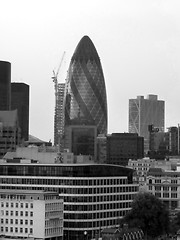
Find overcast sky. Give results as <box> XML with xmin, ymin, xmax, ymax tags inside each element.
<box><xmin>1</xmin><ymin>0</ymin><xmax>180</xmax><ymax>142</ymax></box>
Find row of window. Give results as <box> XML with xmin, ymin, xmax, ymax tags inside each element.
<box><xmin>1</xmin><ymin>218</ymin><xmax>33</xmax><ymax>225</ymax></box>
<box><xmin>1</xmin><ymin>226</ymin><xmax>33</xmax><ymax>234</ymax></box>
<box><xmin>0</xmin><ymin>177</ymin><xmax>127</xmax><ymax>186</ymax></box>
<box><xmin>154</xmin><ymin>192</ymin><xmax>177</xmax><ymax>198</ymax></box>
<box><xmin>45</xmin><ymin>202</ymin><xmax>63</xmax><ymax>211</ymax></box>
<box><xmin>45</xmin><ymin>227</ymin><xmax>63</xmax><ymax>236</ymax></box>
<box><xmin>1</xmin><ymin>210</ymin><xmax>33</xmax><ymax>217</ymax></box>
<box><xmin>64</xmin><ymin>201</ymin><xmax>131</xmax><ymax>212</ymax></box>
<box><xmin>1</xmin><ymin>202</ymin><xmax>33</xmax><ymax>208</ymax></box>
<box><xmin>64</xmin><ymin>193</ymin><xmax>135</xmax><ymax>204</ymax></box>
<box><xmin>154</xmin><ymin>186</ymin><xmax>177</xmax><ymax>191</ymax></box>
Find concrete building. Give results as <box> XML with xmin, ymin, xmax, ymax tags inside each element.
<box><xmin>0</xmin><ymin>61</ymin><xmax>11</xmax><ymax>111</ymax></box>
<box><xmin>129</xmin><ymin>95</ymin><xmax>165</xmax><ymax>153</ymax></box>
<box><xmin>0</xmin><ymin>110</ymin><xmax>20</xmax><ymax>158</ymax></box>
<box><xmin>11</xmin><ymin>83</ymin><xmax>29</xmax><ymax>141</ymax></box>
<box><xmin>0</xmin><ymin>189</ymin><xmax>63</xmax><ymax>240</ymax></box>
<box><xmin>106</xmin><ymin>133</ymin><xmax>144</xmax><ymax>166</ymax></box>
<box><xmin>54</xmin><ymin>83</ymin><xmax>65</xmax><ymax>147</ymax></box>
<box><xmin>0</xmin><ymin>163</ymin><xmax>138</xmax><ymax>240</ymax></box>
<box><xmin>147</xmin><ymin>167</ymin><xmax>180</xmax><ymax>210</ymax></box>
<box><xmin>64</xmin><ymin>35</ymin><xmax>108</xmax><ymax>135</ymax></box>
<box><xmin>97</xmin><ymin>134</ymin><xmax>107</xmax><ymax>163</ymax></box>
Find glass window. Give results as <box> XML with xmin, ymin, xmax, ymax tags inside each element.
<box><xmin>20</xmin><ymin>211</ymin><xmax>23</xmax><ymax>216</ymax></box>
<box><xmin>25</xmin><ymin>203</ymin><xmax>28</xmax><ymax>208</ymax></box>
<box><xmin>25</xmin><ymin>220</ymin><xmax>28</xmax><ymax>225</ymax></box>
<box><xmin>25</xmin><ymin>211</ymin><xmax>28</xmax><ymax>216</ymax></box>
<box><xmin>30</xmin><ymin>212</ymin><xmax>33</xmax><ymax>217</ymax></box>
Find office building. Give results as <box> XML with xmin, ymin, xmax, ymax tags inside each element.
<box><xmin>63</xmin><ymin>125</ymin><xmax>97</xmax><ymax>161</ymax></box>
<box><xmin>11</xmin><ymin>82</ymin><xmax>29</xmax><ymax>141</ymax></box>
<box><xmin>64</xmin><ymin>35</ymin><xmax>108</xmax><ymax>136</ymax></box>
<box><xmin>54</xmin><ymin>83</ymin><xmax>65</xmax><ymax>146</ymax></box>
<box><xmin>129</xmin><ymin>94</ymin><xmax>165</xmax><ymax>153</ymax></box>
<box><xmin>106</xmin><ymin>133</ymin><xmax>144</xmax><ymax>166</ymax></box>
<box><xmin>0</xmin><ymin>163</ymin><xmax>138</xmax><ymax>240</ymax></box>
<box><xmin>0</xmin><ymin>110</ymin><xmax>21</xmax><ymax>158</ymax></box>
<box><xmin>147</xmin><ymin>167</ymin><xmax>180</xmax><ymax>210</ymax></box>
<box><xmin>0</xmin><ymin>61</ymin><xmax>11</xmax><ymax>110</ymax></box>
<box><xmin>0</xmin><ymin>189</ymin><xmax>63</xmax><ymax>240</ymax></box>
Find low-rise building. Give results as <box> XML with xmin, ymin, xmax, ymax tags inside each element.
<box><xmin>0</xmin><ymin>189</ymin><xmax>63</xmax><ymax>240</ymax></box>
<box><xmin>147</xmin><ymin>167</ymin><xmax>180</xmax><ymax>210</ymax></box>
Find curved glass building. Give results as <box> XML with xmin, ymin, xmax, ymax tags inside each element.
<box><xmin>64</xmin><ymin>36</ymin><xmax>108</xmax><ymax>134</ymax></box>
<box><xmin>0</xmin><ymin>163</ymin><xmax>138</xmax><ymax>240</ymax></box>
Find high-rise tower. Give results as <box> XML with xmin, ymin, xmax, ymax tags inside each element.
<box><xmin>64</xmin><ymin>35</ymin><xmax>108</xmax><ymax>135</ymax></box>
<box><xmin>11</xmin><ymin>82</ymin><xmax>29</xmax><ymax>141</ymax></box>
<box><xmin>129</xmin><ymin>94</ymin><xmax>165</xmax><ymax>152</ymax></box>
<box><xmin>0</xmin><ymin>61</ymin><xmax>11</xmax><ymax>110</ymax></box>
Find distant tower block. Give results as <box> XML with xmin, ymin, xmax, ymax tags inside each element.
<box><xmin>0</xmin><ymin>61</ymin><xmax>11</xmax><ymax>110</ymax></box>
<box><xmin>129</xmin><ymin>94</ymin><xmax>165</xmax><ymax>152</ymax></box>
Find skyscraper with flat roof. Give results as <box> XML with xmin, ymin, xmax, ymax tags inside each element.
<box><xmin>64</xmin><ymin>35</ymin><xmax>108</xmax><ymax>135</ymax></box>
<box><xmin>129</xmin><ymin>94</ymin><xmax>165</xmax><ymax>152</ymax></box>
<box><xmin>0</xmin><ymin>61</ymin><xmax>11</xmax><ymax>110</ymax></box>
<box><xmin>11</xmin><ymin>82</ymin><xmax>29</xmax><ymax>141</ymax></box>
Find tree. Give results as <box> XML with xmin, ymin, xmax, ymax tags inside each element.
<box><xmin>123</xmin><ymin>192</ymin><xmax>170</xmax><ymax>239</ymax></box>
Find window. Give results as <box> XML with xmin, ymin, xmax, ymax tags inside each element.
<box><xmin>1</xmin><ymin>202</ymin><xmax>4</xmax><ymax>207</ymax></box>
<box><xmin>10</xmin><ymin>211</ymin><xmax>13</xmax><ymax>216</ymax></box>
<box><xmin>15</xmin><ymin>227</ymin><xmax>18</xmax><ymax>233</ymax></box>
<box><xmin>30</xmin><ymin>212</ymin><xmax>33</xmax><ymax>217</ymax></box>
<box><xmin>11</xmin><ymin>203</ymin><xmax>13</xmax><ymax>208</ymax></box>
<box><xmin>30</xmin><ymin>228</ymin><xmax>33</xmax><ymax>234</ymax></box>
<box><xmin>6</xmin><ymin>219</ymin><xmax>8</xmax><ymax>224</ymax></box>
<box><xmin>1</xmin><ymin>219</ymin><xmax>3</xmax><ymax>224</ymax></box>
<box><xmin>20</xmin><ymin>211</ymin><xmax>23</xmax><ymax>216</ymax></box>
<box><xmin>20</xmin><ymin>219</ymin><xmax>23</xmax><ymax>225</ymax></box>
<box><xmin>6</xmin><ymin>211</ymin><xmax>8</xmax><ymax>216</ymax></box>
<box><xmin>25</xmin><ymin>220</ymin><xmax>28</xmax><ymax>225</ymax></box>
<box><xmin>10</xmin><ymin>227</ymin><xmax>13</xmax><ymax>232</ymax></box>
<box><xmin>10</xmin><ymin>219</ymin><xmax>13</xmax><ymax>224</ymax></box>
<box><xmin>30</xmin><ymin>220</ymin><xmax>33</xmax><ymax>225</ymax></box>
<box><xmin>6</xmin><ymin>202</ymin><xmax>9</xmax><ymax>207</ymax></box>
<box><xmin>15</xmin><ymin>219</ymin><xmax>18</xmax><ymax>224</ymax></box>
<box><xmin>30</xmin><ymin>203</ymin><xmax>33</xmax><ymax>208</ymax></box>
<box><xmin>5</xmin><ymin>227</ymin><xmax>8</xmax><ymax>232</ymax></box>
<box><xmin>21</xmin><ymin>203</ymin><xmax>23</xmax><ymax>208</ymax></box>
<box><xmin>20</xmin><ymin>228</ymin><xmax>23</xmax><ymax>233</ymax></box>
<box><xmin>25</xmin><ymin>228</ymin><xmax>28</xmax><ymax>233</ymax></box>
<box><xmin>25</xmin><ymin>211</ymin><xmax>28</xmax><ymax>216</ymax></box>
<box><xmin>1</xmin><ymin>227</ymin><xmax>3</xmax><ymax>232</ymax></box>
<box><xmin>25</xmin><ymin>203</ymin><xmax>28</xmax><ymax>208</ymax></box>
<box><xmin>16</xmin><ymin>203</ymin><xmax>18</xmax><ymax>208</ymax></box>
<box><xmin>15</xmin><ymin>211</ymin><xmax>18</xmax><ymax>216</ymax></box>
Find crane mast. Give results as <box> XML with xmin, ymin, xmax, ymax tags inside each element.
<box><xmin>52</xmin><ymin>51</ymin><xmax>66</xmax><ymax>160</ymax></box>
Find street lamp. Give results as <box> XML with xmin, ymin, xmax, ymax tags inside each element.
<box><xmin>84</xmin><ymin>231</ymin><xmax>88</xmax><ymax>240</ymax></box>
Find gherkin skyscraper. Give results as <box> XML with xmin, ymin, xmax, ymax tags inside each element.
<box><xmin>64</xmin><ymin>35</ymin><xmax>108</xmax><ymax>134</ymax></box>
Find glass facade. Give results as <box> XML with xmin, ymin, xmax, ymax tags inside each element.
<box><xmin>0</xmin><ymin>164</ymin><xmax>138</xmax><ymax>240</ymax></box>
<box><xmin>64</xmin><ymin>36</ymin><xmax>107</xmax><ymax>134</ymax></box>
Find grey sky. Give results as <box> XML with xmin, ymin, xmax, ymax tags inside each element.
<box><xmin>1</xmin><ymin>0</ymin><xmax>180</xmax><ymax>141</ymax></box>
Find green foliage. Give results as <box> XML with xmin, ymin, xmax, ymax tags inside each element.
<box><xmin>123</xmin><ymin>192</ymin><xmax>170</xmax><ymax>238</ymax></box>
<box><xmin>169</xmin><ymin>212</ymin><xmax>180</xmax><ymax>234</ymax></box>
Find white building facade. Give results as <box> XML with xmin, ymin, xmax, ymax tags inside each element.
<box><xmin>0</xmin><ymin>190</ymin><xmax>63</xmax><ymax>240</ymax></box>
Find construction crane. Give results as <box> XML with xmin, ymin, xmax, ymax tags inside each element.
<box><xmin>52</xmin><ymin>51</ymin><xmax>66</xmax><ymax>162</ymax></box>
<box><xmin>52</xmin><ymin>51</ymin><xmax>66</xmax><ymax>103</ymax></box>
